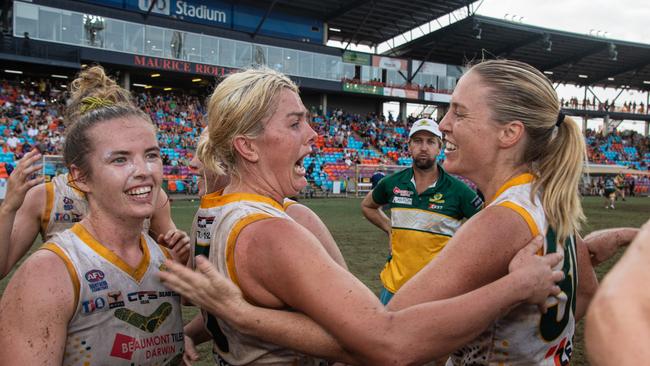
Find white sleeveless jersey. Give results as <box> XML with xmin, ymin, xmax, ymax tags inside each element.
<box><xmin>42</xmin><ymin>174</ymin><xmax>152</xmax><ymax>240</ymax></box>
<box><xmin>41</xmin><ymin>223</ymin><xmax>184</xmax><ymax>366</ymax></box>
<box><xmin>189</xmin><ymin>191</ymin><xmax>223</xmax><ymax>266</ymax></box>
<box><xmin>190</xmin><ymin>195</ymin><xmax>296</xmax><ymax>266</ymax></box>
<box><xmin>41</xmin><ymin>174</ymin><xmax>88</xmax><ymax>240</ymax></box>
<box><xmin>202</xmin><ymin>192</ymin><xmax>323</xmax><ymax>365</ymax></box>
<box><xmin>447</xmin><ymin>173</ymin><xmax>577</xmax><ymax>366</ymax></box>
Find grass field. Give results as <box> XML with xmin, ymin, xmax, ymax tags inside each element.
<box><xmin>1</xmin><ymin>196</ymin><xmax>648</xmax><ymax>365</ymax></box>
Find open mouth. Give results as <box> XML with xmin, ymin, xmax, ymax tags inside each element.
<box><xmin>444</xmin><ymin>140</ymin><xmax>458</xmax><ymax>154</ymax></box>
<box><xmin>294</xmin><ymin>157</ymin><xmax>306</xmax><ymax>176</ymax></box>
<box><xmin>126</xmin><ymin>185</ymin><xmax>153</xmax><ymax>199</ymax></box>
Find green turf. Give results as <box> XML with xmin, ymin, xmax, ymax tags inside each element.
<box><xmin>1</xmin><ymin>196</ymin><xmax>648</xmax><ymax>365</ymax></box>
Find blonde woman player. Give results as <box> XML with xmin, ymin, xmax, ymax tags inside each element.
<box><xmin>181</xmin><ymin>130</ymin><xmax>347</xmax><ymax>365</ymax></box>
<box><xmin>0</xmin><ymin>66</ymin><xmax>185</xmax><ymax>365</ymax></box>
<box><xmin>158</xmin><ymin>67</ymin><xmax>566</xmax><ymax>366</ymax></box>
<box><xmin>0</xmin><ymin>104</ymin><xmax>189</xmax><ymax>279</ymax></box>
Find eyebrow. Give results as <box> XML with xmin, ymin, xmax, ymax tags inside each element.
<box><xmin>450</xmin><ymin>101</ymin><xmax>468</xmax><ymax>111</ymax></box>
<box><xmin>106</xmin><ymin>146</ymin><xmax>160</xmax><ymax>157</ymax></box>
<box><xmin>286</xmin><ymin>110</ymin><xmax>307</xmax><ymax>118</ymax></box>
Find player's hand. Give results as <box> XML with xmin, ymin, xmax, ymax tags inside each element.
<box><xmin>182</xmin><ymin>334</ymin><xmax>200</xmax><ymax>365</ymax></box>
<box><xmin>584</xmin><ymin>228</ymin><xmax>639</xmax><ymax>266</ymax></box>
<box><xmin>157</xmin><ymin>229</ymin><xmax>190</xmax><ymax>264</ymax></box>
<box><xmin>1</xmin><ymin>149</ymin><xmax>42</xmax><ymax>212</ymax></box>
<box><xmin>159</xmin><ymin>256</ymin><xmax>245</xmax><ymax>319</ymax></box>
<box><xmin>508</xmin><ymin>236</ymin><xmax>564</xmax><ymax>313</ymax></box>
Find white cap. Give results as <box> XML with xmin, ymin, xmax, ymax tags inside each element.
<box><xmin>409</xmin><ymin>118</ymin><xmax>442</xmax><ymax>139</ymax></box>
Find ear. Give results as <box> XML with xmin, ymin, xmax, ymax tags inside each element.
<box><xmin>68</xmin><ymin>164</ymin><xmax>90</xmax><ymax>193</ymax></box>
<box><xmin>498</xmin><ymin>120</ymin><xmax>525</xmax><ymax>148</ymax></box>
<box><xmin>232</xmin><ymin>135</ymin><xmax>259</xmax><ymax>163</ymax></box>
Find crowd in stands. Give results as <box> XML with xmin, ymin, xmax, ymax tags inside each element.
<box><xmin>1</xmin><ymin>76</ymin><xmax>649</xmax><ymax>196</ymax></box>
<box><xmin>561</xmin><ymin>96</ymin><xmax>648</xmax><ymax>114</ymax></box>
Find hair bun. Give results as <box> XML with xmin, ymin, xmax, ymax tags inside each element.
<box><xmin>66</xmin><ymin>65</ymin><xmax>132</xmax><ymax>123</ymax></box>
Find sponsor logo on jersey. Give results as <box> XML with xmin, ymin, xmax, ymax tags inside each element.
<box><xmin>429</xmin><ymin>193</ymin><xmax>445</xmax><ymax>204</ymax></box>
<box><xmin>53</xmin><ymin>212</ymin><xmax>83</xmax><ymax>223</ymax></box>
<box><xmin>85</xmin><ymin>269</ymin><xmax>105</xmax><ymax>282</ymax></box>
<box><xmin>85</xmin><ymin>269</ymin><xmax>108</xmax><ymax>292</ymax></box>
<box><xmin>428</xmin><ymin>204</ymin><xmax>444</xmax><ymax>210</ymax></box>
<box><xmin>392</xmin><ymin>196</ymin><xmax>413</xmax><ymax>205</ymax></box>
<box><xmin>128</xmin><ymin>291</ymin><xmax>159</xmax><ymax>304</ymax></box>
<box><xmin>392</xmin><ymin>187</ymin><xmax>413</xmax><ymax>197</ymax></box>
<box><xmin>108</xmin><ymin>291</ymin><xmax>125</xmax><ymax>309</ymax></box>
<box><xmin>110</xmin><ymin>332</ymin><xmax>183</xmax><ymax>361</ymax></box>
<box><xmin>544</xmin><ymin>336</ymin><xmax>572</xmax><ymax>366</ymax></box>
<box><xmin>81</xmin><ymin>296</ymin><xmax>108</xmax><ymax>315</ymax></box>
<box><xmin>197</xmin><ymin>216</ymin><xmax>215</xmax><ymax>228</ymax></box>
<box><xmin>63</xmin><ymin>196</ymin><xmax>74</xmax><ymax>210</ymax></box>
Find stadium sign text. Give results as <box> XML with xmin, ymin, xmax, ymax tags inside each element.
<box><xmin>176</xmin><ymin>1</ymin><xmax>227</xmax><ymax>23</ymax></box>
<box><xmin>133</xmin><ymin>56</ymin><xmax>233</xmax><ymax>77</ymax></box>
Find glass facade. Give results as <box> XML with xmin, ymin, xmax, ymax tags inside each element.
<box><xmin>12</xmin><ymin>1</ymin><xmax>461</xmax><ymax>88</ymax></box>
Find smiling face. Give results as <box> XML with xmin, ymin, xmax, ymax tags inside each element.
<box><xmin>408</xmin><ymin>130</ymin><xmax>441</xmax><ymax>171</ymax></box>
<box><xmin>248</xmin><ymin>88</ymin><xmax>316</xmax><ymax>198</ymax></box>
<box><xmin>438</xmin><ymin>71</ymin><xmax>502</xmax><ymax>181</ymax></box>
<box><xmin>75</xmin><ymin>117</ymin><xmax>162</xmax><ymax>221</ymax></box>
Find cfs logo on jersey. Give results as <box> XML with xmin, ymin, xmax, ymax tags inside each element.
<box><xmin>85</xmin><ymin>269</ymin><xmax>108</xmax><ymax>292</ymax></box>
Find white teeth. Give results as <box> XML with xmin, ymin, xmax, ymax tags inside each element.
<box><xmin>127</xmin><ymin>186</ymin><xmax>152</xmax><ymax>196</ymax></box>
<box><xmin>445</xmin><ymin>142</ymin><xmax>458</xmax><ymax>152</ymax></box>
<box><xmin>294</xmin><ymin>165</ymin><xmax>306</xmax><ymax>175</ymax></box>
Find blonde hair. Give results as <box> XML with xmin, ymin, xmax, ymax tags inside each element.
<box><xmin>200</xmin><ymin>67</ymin><xmax>298</xmax><ymax>178</ymax></box>
<box><xmin>470</xmin><ymin>60</ymin><xmax>586</xmax><ymax>243</ymax></box>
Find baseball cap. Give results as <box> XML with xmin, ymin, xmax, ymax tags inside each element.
<box><xmin>409</xmin><ymin>118</ymin><xmax>442</xmax><ymax>138</ymax></box>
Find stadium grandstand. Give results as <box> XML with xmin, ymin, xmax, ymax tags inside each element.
<box><xmin>0</xmin><ymin>0</ymin><xmax>648</xmax><ymax>200</ymax></box>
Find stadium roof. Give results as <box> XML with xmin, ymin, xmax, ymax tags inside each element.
<box><xmin>239</xmin><ymin>0</ymin><xmax>476</xmax><ymax>47</ymax></box>
<box><xmin>383</xmin><ymin>15</ymin><xmax>650</xmax><ymax>91</ymax></box>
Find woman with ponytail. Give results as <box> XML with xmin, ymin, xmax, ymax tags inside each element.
<box><xmin>0</xmin><ymin>66</ymin><xmax>184</xmax><ymax>365</ymax></box>
<box><xmin>386</xmin><ymin>59</ymin><xmax>598</xmax><ymax>365</ymax></box>
<box><xmin>0</xmin><ymin>67</ymin><xmax>189</xmax><ymax>279</ymax></box>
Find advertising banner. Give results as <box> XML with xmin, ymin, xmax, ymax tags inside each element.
<box><xmin>342</xmin><ymin>51</ymin><xmax>372</xmax><ymax>65</ymax></box>
<box><xmin>384</xmin><ymin>87</ymin><xmax>418</xmax><ymax>99</ymax></box>
<box><xmin>343</xmin><ymin>83</ymin><xmax>384</xmax><ymax>96</ymax></box>
<box><xmin>372</xmin><ymin>56</ymin><xmax>407</xmax><ymax>72</ymax></box>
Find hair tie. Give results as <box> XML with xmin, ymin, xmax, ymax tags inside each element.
<box><xmin>80</xmin><ymin>96</ymin><xmax>114</xmax><ymax>114</ymax></box>
<box><xmin>555</xmin><ymin>112</ymin><xmax>565</xmax><ymax>127</ymax></box>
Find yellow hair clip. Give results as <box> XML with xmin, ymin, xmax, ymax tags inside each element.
<box><xmin>80</xmin><ymin>96</ymin><xmax>114</xmax><ymax>114</ymax></box>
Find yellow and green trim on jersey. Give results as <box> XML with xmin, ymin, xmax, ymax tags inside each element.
<box><xmin>372</xmin><ymin>164</ymin><xmax>483</xmax><ymax>293</ymax></box>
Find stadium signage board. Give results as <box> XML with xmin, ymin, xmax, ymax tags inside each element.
<box><xmin>342</xmin><ymin>83</ymin><xmax>384</xmax><ymax>96</ymax></box>
<box><xmin>133</xmin><ymin>55</ymin><xmax>233</xmax><ymax>77</ymax></box>
<box><xmin>342</xmin><ymin>51</ymin><xmax>372</xmax><ymax>66</ymax></box>
<box><xmin>129</xmin><ymin>0</ymin><xmax>231</xmax><ymax>27</ymax></box>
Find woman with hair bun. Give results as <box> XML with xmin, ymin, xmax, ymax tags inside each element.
<box><xmin>0</xmin><ymin>67</ymin><xmax>189</xmax><ymax>279</ymax></box>
<box><xmin>0</xmin><ymin>66</ymin><xmax>184</xmax><ymax>365</ymax></box>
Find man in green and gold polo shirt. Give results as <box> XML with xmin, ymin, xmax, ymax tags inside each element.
<box><xmin>361</xmin><ymin>118</ymin><xmax>483</xmax><ymax>304</ymax></box>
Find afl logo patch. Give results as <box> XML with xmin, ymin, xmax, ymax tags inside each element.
<box><xmin>85</xmin><ymin>269</ymin><xmax>105</xmax><ymax>283</ymax></box>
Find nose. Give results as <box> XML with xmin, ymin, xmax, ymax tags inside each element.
<box><xmin>438</xmin><ymin>113</ymin><xmax>450</xmax><ymax>135</ymax></box>
<box><xmin>305</xmin><ymin>122</ymin><xmax>317</xmax><ymax>145</ymax></box>
<box><xmin>132</xmin><ymin>155</ymin><xmax>152</xmax><ymax>178</ymax></box>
